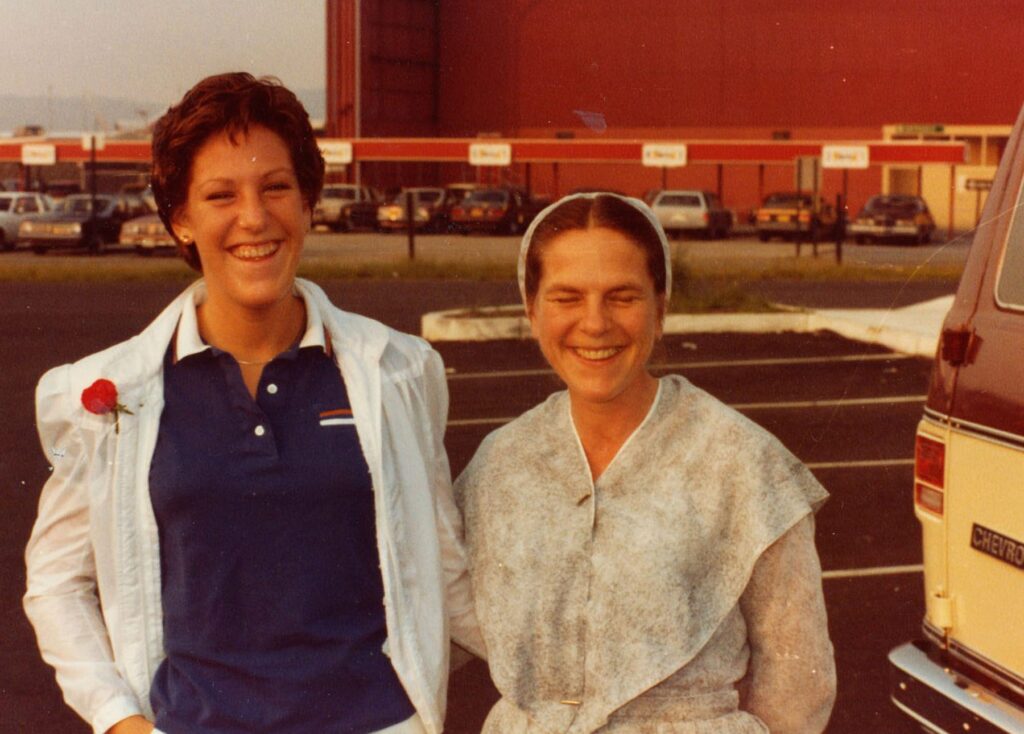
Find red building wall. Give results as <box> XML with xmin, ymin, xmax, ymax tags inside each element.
<box><xmin>328</xmin><ymin>1</ymin><xmax>1021</xmax><ymax>209</ymax></box>
<box><xmin>437</xmin><ymin>0</ymin><xmax>1024</xmax><ymax>134</ymax></box>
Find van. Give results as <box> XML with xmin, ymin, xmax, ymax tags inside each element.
<box><xmin>887</xmin><ymin>106</ymin><xmax>1024</xmax><ymax>732</ymax></box>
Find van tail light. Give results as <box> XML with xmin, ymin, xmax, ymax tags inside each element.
<box><xmin>914</xmin><ymin>434</ymin><xmax>945</xmax><ymax>516</ymax></box>
<box><xmin>915</xmin><ymin>483</ymin><xmax>944</xmax><ymax>516</ymax></box>
<box><xmin>798</xmin><ymin>210</ymin><xmax>811</xmax><ymax>223</ymax></box>
<box><xmin>702</xmin><ymin>212</ymin><xmax>709</xmax><ymax>223</ymax></box>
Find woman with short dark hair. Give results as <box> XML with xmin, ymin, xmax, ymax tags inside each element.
<box><xmin>456</xmin><ymin>192</ymin><xmax>836</xmax><ymax>733</ymax></box>
<box><xmin>24</xmin><ymin>72</ymin><xmax>479</xmax><ymax>734</ymax></box>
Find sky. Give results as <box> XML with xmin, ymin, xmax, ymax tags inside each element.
<box><xmin>1</xmin><ymin>0</ymin><xmax>326</xmax><ymax>105</ymax></box>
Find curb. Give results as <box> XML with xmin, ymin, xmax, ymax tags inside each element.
<box><xmin>420</xmin><ymin>296</ymin><xmax>953</xmax><ymax>358</ymax></box>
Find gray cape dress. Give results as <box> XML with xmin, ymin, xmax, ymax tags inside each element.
<box><xmin>455</xmin><ymin>375</ymin><xmax>836</xmax><ymax>733</ymax></box>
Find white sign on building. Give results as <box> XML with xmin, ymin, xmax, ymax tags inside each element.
<box><xmin>469</xmin><ymin>142</ymin><xmax>512</xmax><ymax>166</ymax></box>
<box><xmin>22</xmin><ymin>144</ymin><xmax>57</xmax><ymax>166</ymax></box>
<box><xmin>319</xmin><ymin>140</ymin><xmax>353</xmax><ymax>165</ymax></box>
<box><xmin>821</xmin><ymin>145</ymin><xmax>870</xmax><ymax>169</ymax></box>
<box><xmin>81</xmin><ymin>134</ymin><xmax>106</xmax><ymax>152</ymax></box>
<box><xmin>642</xmin><ymin>143</ymin><xmax>687</xmax><ymax>168</ymax></box>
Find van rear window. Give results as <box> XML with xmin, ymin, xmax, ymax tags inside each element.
<box><xmin>996</xmin><ymin>183</ymin><xmax>1024</xmax><ymax>308</ymax></box>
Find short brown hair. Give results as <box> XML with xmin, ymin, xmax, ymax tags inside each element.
<box><xmin>150</xmin><ymin>72</ymin><xmax>325</xmax><ymax>271</ymax></box>
<box><xmin>523</xmin><ymin>194</ymin><xmax>668</xmax><ymax>303</ymax></box>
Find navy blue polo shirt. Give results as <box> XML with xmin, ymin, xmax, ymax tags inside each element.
<box><xmin>148</xmin><ymin>293</ymin><xmax>415</xmax><ymax>734</ymax></box>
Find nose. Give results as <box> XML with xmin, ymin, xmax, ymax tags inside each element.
<box><xmin>237</xmin><ymin>189</ymin><xmax>268</xmax><ymax>232</ymax></box>
<box><xmin>579</xmin><ymin>296</ymin><xmax>611</xmax><ymax>335</ymax></box>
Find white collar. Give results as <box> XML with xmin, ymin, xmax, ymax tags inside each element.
<box><xmin>173</xmin><ymin>282</ymin><xmax>329</xmax><ymax>363</ymax></box>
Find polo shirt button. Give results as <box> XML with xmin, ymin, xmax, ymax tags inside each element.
<box><xmin>267</xmin><ymin>383</ymin><xmax>279</xmax><ymax>395</ymax></box>
<box><xmin>254</xmin><ymin>425</ymin><xmax>266</xmax><ymax>437</ymax></box>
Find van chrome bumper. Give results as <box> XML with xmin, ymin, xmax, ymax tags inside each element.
<box><xmin>889</xmin><ymin>641</ymin><xmax>1024</xmax><ymax>733</ymax></box>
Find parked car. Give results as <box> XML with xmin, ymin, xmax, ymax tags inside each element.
<box><xmin>313</xmin><ymin>184</ymin><xmax>381</xmax><ymax>231</ymax></box>
<box><xmin>0</xmin><ymin>192</ymin><xmax>54</xmax><ymax>250</ymax></box>
<box><xmin>448</xmin><ymin>187</ymin><xmax>549</xmax><ymax>235</ymax></box>
<box><xmin>887</xmin><ymin>105</ymin><xmax>1024</xmax><ymax>732</ymax></box>
<box><xmin>755</xmin><ymin>192</ymin><xmax>838</xmax><ymax>242</ymax></box>
<box><xmin>848</xmin><ymin>194</ymin><xmax>936</xmax><ymax>245</ymax></box>
<box><xmin>120</xmin><ymin>213</ymin><xmax>176</xmax><ymax>255</ymax></box>
<box><xmin>20</xmin><ymin>193</ymin><xmax>149</xmax><ymax>254</ymax></box>
<box><xmin>651</xmin><ymin>189</ymin><xmax>732</xmax><ymax>239</ymax></box>
<box><xmin>377</xmin><ymin>187</ymin><xmax>446</xmax><ymax>232</ymax></box>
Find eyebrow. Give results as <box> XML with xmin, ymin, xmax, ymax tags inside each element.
<box><xmin>544</xmin><ymin>283</ymin><xmax>646</xmax><ymax>294</ymax></box>
<box><xmin>194</xmin><ymin>167</ymin><xmax>297</xmax><ymax>189</ymax></box>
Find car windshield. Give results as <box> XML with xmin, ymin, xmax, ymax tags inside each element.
<box><xmin>323</xmin><ymin>187</ymin><xmax>357</xmax><ymax>200</ymax></box>
<box><xmin>657</xmin><ymin>194</ymin><xmax>702</xmax><ymax>207</ymax></box>
<box><xmin>60</xmin><ymin>196</ymin><xmax>112</xmax><ymax>214</ymax></box>
<box><xmin>764</xmin><ymin>194</ymin><xmax>812</xmax><ymax>207</ymax></box>
<box><xmin>864</xmin><ymin>196</ymin><xmax>923</xmax><ymax>216</ymax></box>
<box><xmin>465</xmin><ymin>190</ymin><xmax>510</xmax><ymax>205</ymax></box>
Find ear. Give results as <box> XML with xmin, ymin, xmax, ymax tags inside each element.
<box><xmin>170</xmin><ymin>209</ymin><xmax>191</xmax><ymax>243</ymax></box>
<box><xmin>526</xmin><ymin>299</ymin><xmax>541</xmax><ymax>340</ymax></box>
<box><xmin>655</xmin><ymin>293</ymin><xmax>667</xmax><ymax>339</ymax></box>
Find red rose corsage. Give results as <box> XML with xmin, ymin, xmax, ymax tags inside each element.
<box><xmin>81</xmin><ymin>378</ymin><xmax>133</xmax><ymax>434</ymax></box>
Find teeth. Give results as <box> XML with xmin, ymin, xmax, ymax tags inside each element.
<box><xmin>575</xmin><ymin>347</ymin><xmax>621</xmax><ymax>360</ymax></box>
<box><xmin>233</xmin><ymin>242</ymin><xmax>279</xmax><ymax>259</ymax></box>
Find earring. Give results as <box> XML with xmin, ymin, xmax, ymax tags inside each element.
<box><xmin>179</xmin><ymin>233</ymin><xmax>191</xmax><ymax>243</ymax></box>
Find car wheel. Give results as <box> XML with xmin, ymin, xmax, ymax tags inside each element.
<box><xmin>0</xmin><ymin>232</ymin><xmax>10</xmax><ymax>251</ymax></box>
<box><xmin>758</xmin><ymin>232</ymin><xmax>769</xmax><ymax>242</ymax></box>
<box><xmin>32</xmin><ymin>245</ymin><xmax>46</xmax><ymax>255</ymax></box>
<box><xmin>917</xmin><ymin>229</ymin><xmax>931</xmax><ymax>245</ymax></box>
<box><xmin>136</xmin><ymin>246</ymin><xmax>153</xmax><ymax>256</ymax></box>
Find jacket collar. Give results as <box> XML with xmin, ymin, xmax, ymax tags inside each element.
<box><xmin>70</xmin><ymin>278</ymin><xmax>390</xmax><ymax>406</ymax></box>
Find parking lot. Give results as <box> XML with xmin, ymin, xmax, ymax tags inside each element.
<box><xmin>0</xmin><ymin>263</ymin><xmax>949</xmax><ymax>732</ymax></box>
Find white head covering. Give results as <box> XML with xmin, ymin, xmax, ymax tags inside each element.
<box><xmin>516</xmin><ymin>191</ymin><xmax>673</xmax><ymax>304</ymax></box>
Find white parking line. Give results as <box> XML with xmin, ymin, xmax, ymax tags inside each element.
<box><xmin>444</xmin><ymin>352</ymin><xmax>912</xmax><ymax>381</ymax></box>
<box><xmin>822</xmin><ymin>564</ymin><xmax>923</xmax><ymax>580</ymax></box>
<box><xmin>732</xmin><ymin>395</ymin><xmax>925</xmax><ymax>410</ymax></box>
<box><xmin>806</xmin><ymin>458</ymin><xmax>915</xmax><ymax>470</ymax></box>
<box><xmin>448</xmin><ymin>395</ymin><xmax>926</xmax><ymax>427</ymax></box>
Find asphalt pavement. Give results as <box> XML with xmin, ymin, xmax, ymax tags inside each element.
<box><xmin>2</xmin><ymin>272</ymin><xmax>954</xmax><ymax>733</ymax></box>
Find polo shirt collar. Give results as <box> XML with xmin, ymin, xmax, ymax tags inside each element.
<box><xmin>173</xmin><ymin>281</ymin><xmax>331</xmax><ymax>363</ymax></box>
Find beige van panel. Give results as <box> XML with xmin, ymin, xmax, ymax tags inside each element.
<box><xmin>944</xmin><ymin>427</ymin><xmax>1024</xmax><ymax>674</ymax></box>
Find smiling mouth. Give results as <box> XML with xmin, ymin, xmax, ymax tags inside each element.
<box><xmin>230</xmin><ymin>241</ymin><xmax>280</xmax><ymax>260</ymax></box>
<box><xmin>573</xmin><ymin>346</ymin><xmax>623</xmax><ymax>360</ymax></box>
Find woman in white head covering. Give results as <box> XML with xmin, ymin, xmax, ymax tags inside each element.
<box><xmin>455</xmin><ymin>192</ymin><xmax>836</xmax><ymax>733</ymax></box>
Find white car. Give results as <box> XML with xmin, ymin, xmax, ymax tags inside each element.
<box><xmin>651</xmin><ymin>190</ymin><xmax>732</xmax><ymax>239</ymax></box>
<box><xmin>120</xmin><ymin>214</ymin><xmax>176</xmax><ymax>255</ymax></box>
<box><xmin>0</xmin><ymin>192</ymin><xmax>54</xmax><ymax>250</ymax></box>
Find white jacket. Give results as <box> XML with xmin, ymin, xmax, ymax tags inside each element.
<box><xmin>24</xmin><ymin>279</ymin><xmax>480</xmax><ymax>734</ymax></box>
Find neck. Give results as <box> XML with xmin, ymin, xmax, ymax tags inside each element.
<box><xmin>570</xmin><ymin>374</ymin><xmax>659</xmax><ymax>480</ymax></box>
<box><xmin>197</xmin><ymin>292</ymin><xmax>306</xmax><ymax>364</ymax></box>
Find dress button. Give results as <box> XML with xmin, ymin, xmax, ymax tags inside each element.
<box><xmin>254</xmin><ymin>425</ymin><xmax>266</xmax><ymax>437</ymax></box>
<box><xmin>267</xmin><ymin>383</ymin><xmax>279</xmax><ymax>395</ymax></box>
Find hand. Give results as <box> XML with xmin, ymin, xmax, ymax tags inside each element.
<box><xmin>105</xmin><ymin>715</ymin><xmax>155</xmax><ymax>734</ymax></box>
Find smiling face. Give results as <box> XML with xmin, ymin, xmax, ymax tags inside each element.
<box><xmin>528</xmin><ymin>226</ymin><xmax>666</xmax><ymax>411</ymax></box>
<box><xmin>172</xmin><ymin>124</ymin><xmax>309</xmax><ymax>316</ymax></box>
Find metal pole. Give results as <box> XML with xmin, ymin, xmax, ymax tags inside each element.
<box><xmin>948</xmin><ymin>164</ymin><xmax>956</xmax><ymax>242</ymax></box>
<box><xmin>89</xmin><ymin>136</ymin><xmax>98</xmax><ymax>254</ymax></box>
<box><xmin>405</xmin><ymin>190</ymin><xmax>415</xmax><ymax>260</ymax></box>
<box><xmin>835</xmin><ymin>192</ymin><xmax>844</xmax><ymax>265</ymax></box>
<box><xmin>795</xmin><ymin>160</ymin><xmax>803</xmax><ymax>257</ymax></box>
<box><xmin>661</xmin><ymin>166</ymin><xmax>667</xmax><ymax>191</ymax></box>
